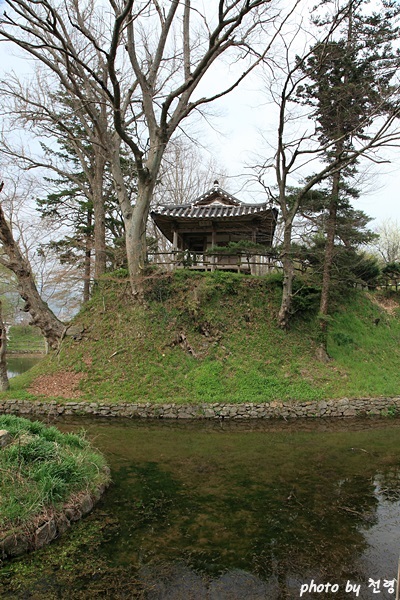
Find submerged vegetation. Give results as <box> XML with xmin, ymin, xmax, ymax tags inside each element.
<box><xmin>2</xmin><ymin>418</ymin><xmax>400</xmax><ymax>598</ymax></box>
<box><xmin>4</xmin><ymin>270</ymin><xmax>400</xmax><ymax>404</ymax></box>
<box><xmin>0</xmin><ymin>415</ymin><xmax>109</xmax><ymax>534</ymax></box>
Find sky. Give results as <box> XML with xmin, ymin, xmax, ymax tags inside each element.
<box><xmin>0</xmin><ymin>1</ymin><xmax>399</xmax><ymax>229</ymax></box>
<box><xmin>197</xmin><ymin>63</ymin><xmax>400</xmax><ymax>228</ymax></box>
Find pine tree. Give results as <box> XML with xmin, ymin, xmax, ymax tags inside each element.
<box><xmin>297</xmin><ymin>0</ymin><xmax>400</xmax><ymax>355</ymax></box>
<box><xmin>36</xmin><ymin>97</ymin><xmax>133</xmax><ymax>301</ymax></box>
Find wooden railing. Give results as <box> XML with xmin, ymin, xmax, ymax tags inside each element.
<box><xmin>147</xmin><ymin>250</ymin><xmax>282</xmax><ymax>275</ymax></box>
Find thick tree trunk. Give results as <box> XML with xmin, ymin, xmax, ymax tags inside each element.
<box><xmin>83</xmin><ymin>207</ymin><xmax>93</xmax><ymax>303</ymax></box>
<box><xmin>0</xmin><ymin>198</ymin><xmax>64</xmax><ymax>349</ymax></box>
<box><xmin>278</xmin><ymin>222</ymin><xmax>294</xmax><ymax>329</ymax></box>
<box><xmin>83</xmin><ymin>246</ymin><xmax>91</xmax><ymax>303</ymax></box>
<box><xmin>92</xmin><ymin>159</ymin><xmax>107</xmax><ymax>280</ymax></box>
<box><xmin>17</xmin><ymin>271</ymin><xmax>64</xmax><ymax>350</ymax></box>
<box><xmin>125</xmin><ymin>181</ymin><xmax>154</xmax><ymax>296</ymax></box>
<box><xmin>317</xmin><ymin>170</ymin><xmax>340</xmax><ymax>358</ymax></box>
<box><xmin>110</xmin><ymin>131</ymin><xmax>166</xmax><ymax>296</ymax></box>
<box><xmin>0</xmin><ymin>300</ymin><xmax>9</xmax><ymax>391</ymax></box>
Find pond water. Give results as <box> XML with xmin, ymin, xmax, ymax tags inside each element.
<box><xmin>1</xmin><ymin>417</ymin><xmax>400</xmax><ymax>599</ymax></box>
<box><xmin>6</xmin><ymin>354</ymin><xmax>43</xmax><ymax>378</ymax></box>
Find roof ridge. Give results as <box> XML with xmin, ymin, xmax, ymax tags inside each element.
<box><xmin>192</xmin><ymin>185</ymin><xmax>243</xmax><ymax>207</ymax></box>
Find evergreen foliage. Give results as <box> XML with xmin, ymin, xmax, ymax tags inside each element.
<box><xmin>36</xmin><ymin>92</ymin><xmax>135</xmax><ymax>297</ymax></box>
<box><xmin>295</xmin><ymin>0</ymin><xmax>400</xmax><ymax>342</ymax></box>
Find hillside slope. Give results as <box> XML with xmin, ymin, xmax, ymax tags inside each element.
<box><xmin>7</xmin><ymin>271</ymin><xmax>400</xmax><ymax>404</ymax></box>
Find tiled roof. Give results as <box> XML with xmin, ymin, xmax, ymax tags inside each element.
<box><xmin>152</xmin><ymin>202</ymin><xmax>273</xmax><ymax>220</ymax></box>
<box><xmin>152</xmin><ymin>184</ymin><xmax>276</xmax><ymax>219</ymax></box>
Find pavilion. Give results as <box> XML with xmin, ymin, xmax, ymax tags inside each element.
<box><xmin>150</xmin><ymin>181</ymin><xmax>278</xmax><ymax>273</ymax></box>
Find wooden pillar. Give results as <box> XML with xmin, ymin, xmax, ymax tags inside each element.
<box><xmin>211</xmin><ymin>229</ymin><xmax>217</xmax><ymax>271</ymax></box>
<box><xmin>172</xmin><ymin>228</ymin><xmax>178</xmax><ymax>250</ymax></box>
<box><xmin>251</xmin><ymin>223</ymin><xmax>258</xmax><ymax>275</ymax></box>
<box><xmin>171</xmin><ymin>224</ymin><xmax>179</xmax><ymax>270</ymax></box>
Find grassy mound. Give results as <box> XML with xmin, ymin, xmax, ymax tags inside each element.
<box><xmin>0</xmin><ymin>415</ymin><xmax>110</xmax><ymax>535</ymax></box>
<box><xmin>5</xmin><ymin>270</ymin><xmax>400</xmax><ymax>403</ymax></box>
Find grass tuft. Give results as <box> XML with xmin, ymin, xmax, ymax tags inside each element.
<box><xmin>0</xmin><ymin>415</ymin><xmax>109</xmax><ymax>533</ymax></box>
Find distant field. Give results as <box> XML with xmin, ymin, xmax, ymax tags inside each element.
<box><xmin>7</xmin><ymin>325</ymin><xmax>46</xmax><ymax>354</ymax></box>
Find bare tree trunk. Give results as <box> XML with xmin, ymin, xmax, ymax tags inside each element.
<box><xmin>110</xmin><ymin>132</ymin><xmax>163</xmax><ymax>296</ymax></box>
<box><xmin>92</xmin><ymin>158</ymin><xmax>107</xmax><ymax>280</ymax></box>
<box><xmin>0</xmin><ymin>300</ymin><xmax>9</xmax><ymax>391</ymax></box>
<box><xmin>125</xmin><ymin>180</ymin><xmax>154</xmax><ymax>296</ymax></box>
<box><xmin>278</xmin><ymin>221</ymin><xmax>294</xmax><ymax>329</ymax></box>
<box><xmin>83</xmin><ymin>208</ymin><xmax>93</xmax><ymax>303</ymax></box>
<box><xmin>0</xmin><ymin>192</ymin><xmax>64</xmax><ymax>349</ymax></box>
<box><xmin>15</xmin><ymin>266</ymin><xmax>64</xmax><ymax>349</ymax></box>
<box><xmin>83</xmin><ymin>246</ymin><xmax>91</xmax><ymax>303</ymax></box>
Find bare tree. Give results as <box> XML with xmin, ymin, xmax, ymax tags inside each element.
<box><xmin>372</xmin><ymin>218</ymin><xmax>400</xmax><ymax>265</ymax></box>
<box><xmin>154</xmin><ymin>138</ymin><xmax>229</xmax><ymax>207</ymax></box>
<box><xmin>0</xmin><ymin>180</ymin><xmax>64</xmax><ymax>348</ymax></box>
<box><xmin>0</xmin><ymin>0</ymin><xmax>293</xmax><ymax>295</ymax></box>
<box><xmin>0</xmin><ymin>73</ymin><xmax>109</xmax><ymax>282</ymax></box>
<box><xmin>0</xmin><ymin>168</ymin><xmax>82</xmax><ymax>313</ymax></box>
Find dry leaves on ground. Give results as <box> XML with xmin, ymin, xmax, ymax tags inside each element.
<box><xmin>372</xmin><ymin>296</ymin><xmax>399</xmax><ymax>315</ymax></box>
<box><xmin>28</xmin><ymin>372</ymin><xmax>85</xmax><ymax>399</ymax></box>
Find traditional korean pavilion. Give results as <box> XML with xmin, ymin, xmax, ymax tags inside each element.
<box><xmin>151</xmin><ymin>181</ymin><xmax>278</xmax><ymax>256</ymax></box>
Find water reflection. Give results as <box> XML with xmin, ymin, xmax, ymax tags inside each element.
<box><xmin>139</xmin><ymin>563</ymin><xmax>276</xmax><ymax>599</ymax></box>
<box><xmin>6</xmin><ymin>354</ymin><xmax>43</xmax><ymax>378</ymax></box>
<box><xmin>1</xmin><ymin>418</ymin><xmax>400</xmax><ymax>599</ymax></box>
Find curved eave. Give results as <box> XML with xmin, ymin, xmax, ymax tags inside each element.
<box><xmin>151</xmin><ymin>207</ymin><xmax>278</xmax><ymax>244</ymax></box>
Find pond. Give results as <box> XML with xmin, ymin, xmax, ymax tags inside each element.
<box><xmin>1</xmin><ymin>417</ymin><xmax>400</xmax><ymax>599</ymax></box>
<box><xmin>6</xmin><ymin>354</ymin><xmax>43</xmax><ymax>378</ymax></box>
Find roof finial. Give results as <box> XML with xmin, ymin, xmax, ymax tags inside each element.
<box><xmin>213</xmin><ymin>179</ymin><xmax>219</xmax><ymax>189</ymax></box>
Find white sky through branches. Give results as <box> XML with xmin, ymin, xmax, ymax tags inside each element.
<box><xmin>0</xmin><ymin>0</ymin><xmax>399</xmax><ymax>227</ymax></box>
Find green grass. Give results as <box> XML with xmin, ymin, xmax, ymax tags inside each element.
<box><xmin>0</xmin><ymin>415</ymin><xmax>110</xmax><ymax>534</ymax></box>
<box><xmin>3</xmin><ymin>271</ymin><xmax>400</xmax><ymax>404</ymax></box>
<box><xmin>327</xmin><ymin>291</ymin><xmax>400</xmax><ymax>397</ymax></box>
<box><xmin>7</xmin><ymin>325</ymin><xmax>46</xmax><ymax>354</ymax></box>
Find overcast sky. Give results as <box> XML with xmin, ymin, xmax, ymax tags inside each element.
<box><xmin>197</xmin><ymin>63</ymin><xmax>400</xmax><ymax>227</ymax></box>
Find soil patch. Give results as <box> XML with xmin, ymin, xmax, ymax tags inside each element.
<box><xmin>369</xmin><ymin>293</ymin><xmax>399</xmax><ymax>315</ymax></box>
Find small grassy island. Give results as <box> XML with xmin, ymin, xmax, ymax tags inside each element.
<box><xmin>0</xmin><ymin>415</ymin><xmax>110</xmax><ymax>560</ymax></box>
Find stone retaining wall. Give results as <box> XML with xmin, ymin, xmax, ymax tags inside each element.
<box><xmin>1</xmin><ymin>397</ymin><xmax>400</xmax><ymax>419</ymax></box>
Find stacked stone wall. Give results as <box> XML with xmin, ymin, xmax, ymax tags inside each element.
<box><xmin>1</xmin><ymin>397</ymin><xmax>399</xmax><ymax>420</ymax></box>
